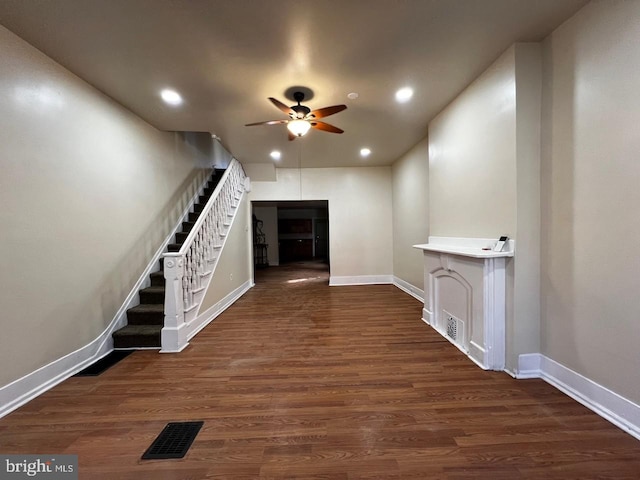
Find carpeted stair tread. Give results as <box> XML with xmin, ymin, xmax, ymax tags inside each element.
<box><xmin>113</xmin><ymin>325</ymin><xmax>161</xmax><ymax>335</ymax></box>
<box><xmin>182</xmin><ymin>221</ymin><xmax>195</xmax><ymax>232</ymax></box>
<box><xmin>127</xmin><ymin>303</ymin><xmax>164</xmax><ymax>325</ymax></box>
<box><xmin>128</xmin><ymin>303</ymin><xmax>164</xmax><ymax>314</ymax></box>
<box><xmin>150</xmin><ymin>271</ymin><xmax>165</xmax><ymax>286</ymax></box>
<box><xmin>167</xmin><ymin>243</ymin><xmax>182</xmax><ymax>252</ymax></box>
<box><xmin>139</xmin><ymin>286</ymin><xmax>165</xmax><ymax>304</ymax></box>
<box><xmin>112</xmin><ymin>325</ymin><xmax>162</xmax><ymax>348</ymax></box>
<box><xmin>175</xmin><ymin>231</ymin><xmax>189</xmax><ymax>244</ymax></box>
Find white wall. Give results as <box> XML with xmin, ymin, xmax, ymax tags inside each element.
<box><xmin>249</xmin><ymin>167</ymin><xmax>393</xmax><ymax>279</ymax></box>
<box><xmin>0</xmin><ymin>26</ymin><xmax>213</xmax><ymax>388</ymax></box>
<box><xmin>427</xmin><ymin>44</ymin><xmax>543</xmax><ymax>371</ymax></box>
<box><xmin>513</xmin><ymin>43</ymin><xmax>542</xmax><ymax>370</ymax></box>
<box><xmin>429</xmin><ymin>46</ymin><xmax>517</xmax><ymax>238</ymax></box>
<box><xmin>391</xmin><ymin>136</ymin><xmax>430</xmax><ymax>292</ymax></box>
<box><xmin>199</xmin><ymin>195</ymin><xmax>252</xmax><ymax>312</ymax></box>
<box><xmin>540</xmin><ymin>0</ymin><xmax>640</xmax><ymax>404</ymax></box>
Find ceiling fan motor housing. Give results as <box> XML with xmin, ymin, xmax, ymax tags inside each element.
<box><xmin>291</xmin><ymin>92</ymin><xmax>310</xmax><ymax>119</ymax></box>
<box><xmin>291</xmin><ymin>104</ymin><xmax>311</xmax><ymax>119</ymax></box>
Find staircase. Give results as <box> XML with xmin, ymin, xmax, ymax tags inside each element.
<box><xmin>112</xmin><ymin>168</ymin><xmax>226</xmax><ymax>349</ymax></box>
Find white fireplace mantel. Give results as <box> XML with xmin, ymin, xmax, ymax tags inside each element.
<box><xmin>413</xmin><ymin>236</ymin><xmax>514</xmax><ymax>371</ymax></box>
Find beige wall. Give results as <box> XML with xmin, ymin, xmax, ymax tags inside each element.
<box><xmin>249</xmin><ymin>167</ymin><xmax>393</xmax><ymax>277</ymax></box>
<box><xmin>513</xmin><ymin>43</ymin><xmax>542</xmax><ymax>369</ymax></box>
<box><xmin>199</xmin><ymin>195</ymin><xmax>252</xmax><ymax>312</ymax></box>
<box><xmin>540</xmin><ymin>0</ymin><xmax>640</xmax><ymax>403</ymax></box>
<box><xmin>391</xmin><ymin>137</ymin><xmax>430</xmax><ymax>290</ymax></box>
<box><xmin>427</xmin><ymin>44</ymin><xmax>543</xmax><ymax>371</ymax></box>
<box><xmin>429</xmin><ymin>46</ymin><xmax>517</xmax><ymax>237</ymax></box>
<box><xmin>0</xmin><ymin>26</ymin><xmax>213</xmax><ymax>388</ymax></box>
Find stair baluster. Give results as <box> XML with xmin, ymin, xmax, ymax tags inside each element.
<box><xmin>161</xmin><ymin>159</ymin><xmax>247</xmax><ymax>351</ymax></box>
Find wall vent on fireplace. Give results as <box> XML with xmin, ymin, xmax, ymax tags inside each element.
<box><xmin>444</xmin><ymin>310</ymin><xmax>464</xmax><ymax>347</ymax></box>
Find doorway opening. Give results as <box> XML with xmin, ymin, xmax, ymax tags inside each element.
<box><xmin>251</xmin><ymin>200</ymin><xmax>329</xmax><ymax>283</ymax></box>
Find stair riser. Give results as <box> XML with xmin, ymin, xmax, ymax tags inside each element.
<box><xmin>193</xmin><ymin>204</ymin><xmax>204</xmax><ymax>213</ymax></box>
<box><xmin>126</xmin><ymin>310</ymin><xmax>164</xmax><ymax>326</ymax></box>
<box><xmin>150</xmin><ymin>273</ymin><xmax>165</xmax><ymax>286</ymax></box>
<box><xmin>113</xmin><ymin>333</ymin><xmax>161</xmax><ymax>349</ymax></box>
<box><xmin>139</xmin><ymin>290</ymin><xmax>165</xmax><ymax>304</ymax></box>
<box><xmin>199</xmin><ymin>195</ymin><xmax>210</xmax><ymax>204</ymax></box>
<box><xmin>182</xmin><ymin>221</ymin><xmax>195</xmax><ymax>232</ymax></box>
<box><xmin>175</xmin><ymin>232</ymin><xmax>189</xmax><ymax>244</ymax></box>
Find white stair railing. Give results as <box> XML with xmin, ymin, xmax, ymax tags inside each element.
<box><xmin>162</xmin><ymin>159</ymin><xmax>247</xmax><ymax>352</ymax></box>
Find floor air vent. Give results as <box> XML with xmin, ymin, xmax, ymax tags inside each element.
<box><xmin>142</xmin><ymin>421</ymin><xmax>204</xmax><ymax>460</ymax></box>
<box><xmin>444</xmin><ymin>311</ymin><xmax>464</xmax><ymax>346</ymax></box>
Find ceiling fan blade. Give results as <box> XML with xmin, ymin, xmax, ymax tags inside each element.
<box><xmin>269</xmin><ymin>97</ymin><xmax>295</xmax><ymax>116</ymax></box>
<box><xmin>288</xmin><ymin>131</ymin><xmax>296</xmax><ymax>141</ymax></box>
<box><xmin>310</xmin><ymin>120</ymin><xmax>344</xmax><ymax>134</ymax></box>
<box><xmin>245</xmin><ymin>119</ymin><xmax>289</xmax><ymax>126</ymax></box>
<box><xmin>307</xmin><ymin>104</ymin><xmax>347</xmax><ymax>119</ymax></box>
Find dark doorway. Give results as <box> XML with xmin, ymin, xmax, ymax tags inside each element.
<box><xmin>252</xmin><ymin>200</ymin><xmax>329</xmax><ymax>273</ymax></box>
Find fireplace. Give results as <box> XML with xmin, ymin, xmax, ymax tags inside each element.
<box><xmin>414</xmin><ymin>237</ymin><xmax>514</xmax><ymax>371</ymax></box>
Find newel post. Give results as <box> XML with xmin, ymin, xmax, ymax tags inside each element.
<box><xmin>161</xmin><ymin>253</ymin><xmax>189</xmax><ymax>352</ymax></box>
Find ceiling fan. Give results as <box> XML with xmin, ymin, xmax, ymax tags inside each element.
<box><xmin>245</xmin><ymin>91</ymin><xmax>347</xmax><ymax>140</ymax></box>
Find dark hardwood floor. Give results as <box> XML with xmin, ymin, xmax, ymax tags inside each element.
<box><xmin>1</xmin><ymin>262</ymin><xmax>639</xmax><ymax>479</ymax></box>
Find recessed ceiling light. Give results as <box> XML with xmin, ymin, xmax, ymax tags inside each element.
<box><xmin>395</xmin><ymin>87</ymin><xmax>413</xmax><ymax>103</ymax></box>
<box><xmin>347</xmin><ymin>92</ymin><xmax>359</xmax><ymax>100</ymax></box>
<box><xmin>270</xmin><ymin>150</ymin><xmax>281</xmax><ymax>160</ymax></box>
<box><xmin>161</xmin><ymin>89</ymin><xmax>182</xmax><ymax>106</ymax></box>
<box><xmin>360</xmin><ymin>148</ymin><xmax>371</xmax><ymax>158</ymax></box>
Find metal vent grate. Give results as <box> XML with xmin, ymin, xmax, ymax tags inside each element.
<box><xmin>141</xmin><ymin>421</ymin><xmax>204</xmax><ymax>460</ymax></box>
<box><xmin>446</xmin><ymin>315</ymin><xmax>458</xmax><ymax>341</ymax></box>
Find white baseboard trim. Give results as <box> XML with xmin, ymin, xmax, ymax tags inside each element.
<box><xmin>329</xmin><ymin>275</ymin><xmax>393</xmax><ymax>286</ymax></box>
<box><xmin>0</xmin><ymin>328</ymin><xmax>115</xmax><ymax>419</ymax></box>
<box><xmin>392</xmin><ymin>276</ymin><xmax>424</xmax><ymax>303</ymax></box>
<box><xmin>0</xmin><ymin>170</ymin><xmax>214</xmax><ymax>419</ymax></box>
<box><xmin>161</xmin><ymin>279</ymin><xmax>253</xmax><ymax>353</ymax></box>
<box><xmin>517</xmin><ymin>353</ymin><xmax>640</xmax><ymax>441</ymax></box>
<box><xmin>515</xmin><ymin>352</ymin><xmax>541</xmax><ymax>379</ymax></box>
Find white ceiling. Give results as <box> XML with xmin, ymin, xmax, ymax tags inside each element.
<box><xmin>0</xmin><ymin>0</ymin><xmax>587</xmax><ymax>168</ymax></box>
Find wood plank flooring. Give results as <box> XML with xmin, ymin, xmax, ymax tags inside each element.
<box><xmin>1</xmin><ymin>261</ymin><xmax>639</xmax><ymax>479</ymax></box>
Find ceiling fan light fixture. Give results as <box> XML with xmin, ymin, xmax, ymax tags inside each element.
<box><xmin>287</xmin><ymin>119</ymin><xmax>311</xmax><ymax>137</ymax></box>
